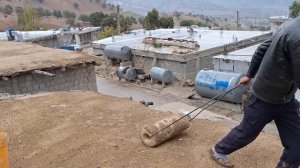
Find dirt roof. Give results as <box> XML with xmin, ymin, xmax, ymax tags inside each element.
<box><xmin>0</xmin><ymin>41</ymin><xmax>96</xmax><ymax>77</ymax></box>
<box><xmin>0</xmin><ymin>91</ymin><xmax>282</xmax><ymax>168</ymax></box>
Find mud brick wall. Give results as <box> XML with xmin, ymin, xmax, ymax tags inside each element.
<box><xmin>0</xmin><ymin>65</ymin><xmax>97</xmax><ymax>95</ymax></box>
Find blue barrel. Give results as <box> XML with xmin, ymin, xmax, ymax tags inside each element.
<box><xmin>5</xmin><ymin>28</ymin><xmax>15</xmax><ymax>41</ymax></box>
<box><xmin>104</xmin><ymin>45</ymin><xmax>132</xmax><ymax>61</ymax></box>
<box><xmin>117</xmin><ymin>67</ymin><xmax>137</xmax><ymax>81</ymax></box>
<box><xmin>195</xmin><ymin>70</ymin><xmax>246</xmax><ymax>103</ymax></box>
<box><xmin>150</xmin><ymin>67</ymin><xmax>173</xmax><ymax>84</ymax></box>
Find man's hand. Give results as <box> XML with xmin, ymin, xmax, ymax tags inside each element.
<box><xmin>238</xmin><ymin>76</ymin><xmax>252</xmax><ymax>86</ymax></box>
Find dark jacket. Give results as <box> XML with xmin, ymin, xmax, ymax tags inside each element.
<box><xmin>247</xmin><ymin>17</ymin><xmax>300</xmax><ymax>104</ymax></box>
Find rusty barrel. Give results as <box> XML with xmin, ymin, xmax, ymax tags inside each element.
<box><xmin>0</xmin><ymin>132</ymin><xmax>9</xmax><ymax>168</ymax></box>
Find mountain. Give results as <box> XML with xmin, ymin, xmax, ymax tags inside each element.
<box><xmin>106</xmin><ymin>0</ymin><xmax>293</xmax><ymax>18</ymax></box>
<box><xmin>0</xmin><ymin>0</ymin><xmax>122</xmax><ymax>30</ymax></box>
<box><xmin>0</xmin><ymin>0</ymin><xmax>118</xmax><ymax>15</ymax></box>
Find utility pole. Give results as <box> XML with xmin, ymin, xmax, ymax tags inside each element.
<box><xmin>236</xmin><ymin>10</ymin><xmax>240</xmax><ymax>30</ymax></box>
<box><xmin>117</xmin><ymin>5</ymin><xmax>121</xmax><ymax>34</ymax></box>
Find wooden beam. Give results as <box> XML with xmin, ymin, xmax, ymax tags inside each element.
<box><xmin>60</xmin><ymin>67</ymin><xmax>66</xmax><ymax>72</ymax></box>
<box><xmin>1</xmin><ymin>77</ymin><xmax>9</xmax><ymax>81</ymax></box>
<box><xmin>33</xmin><ymin>70</ymin><xmax>55</xmax><ymax>77</ymax></box>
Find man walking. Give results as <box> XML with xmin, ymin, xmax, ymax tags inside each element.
<box><xmin>209</xmin><ymin>16</ymin><xmax>300</xmax><ymax>168</ymax></box>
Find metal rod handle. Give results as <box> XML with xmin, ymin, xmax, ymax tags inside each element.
<box><xmin>149</xmin><ymin>85</ymin><xmax>242</xmax><ymax>138</ymax></box>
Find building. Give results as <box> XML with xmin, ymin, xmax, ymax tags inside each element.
<box><xmin>269</xmin><ymin>16</ymin><xmax>291</xmax><ymax>32</ymax></box>
<box><xmin>213</xmin><ymin>44</ymin><xmax>260</xmax><ymax>73</ymax></box>
<box><xmin>212</xmin><ymin>44</ymin><xmax>300</xmax><ymax>101</ymax></box>
<box><xmin>0</xmin><ymin>27</ymin><xmax>101</xmax><ymax>48</ymax></box>
<box><xmin>72</xmin><ymin>27</ymin><xmax>101</xmax><ymax>45</ymax></box>
<box><xmin>0</xmin><ymin>41</ymin><xmax>97</xmax><ymax>95</ymax></box>
<box><xmin>92</xmin><ymin>28</ymin><xmax>272</xmax><ymax>81</ymax></box>
<box><xmin>0</xmin><ymin>30</ymin><xmax>60</xmax><ymax>48</ymax></box>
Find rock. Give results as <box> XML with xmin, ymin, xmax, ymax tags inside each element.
<box><xmin>182</xmin><ymin>81</ymin><xmax>188</xmax><ymax>87</ymax></box>
<box><xmin>110</xmin><ymin>70</ymin><xmax>116</xmax><ymax>78</ymax></box>
<box><xmin>127</xmin><ymin>97</ymin><xmax>133</xmax><ymax>100</ymax></box>
<box><xmin>120</xmin><ymin>61</ymin><xmax>133</xmax><ymax>67</ymax></box>
<box><xmin>139</xmin><ymin>100</ymin><xmax>146</xmax><ymax>105</ymax></box>
<box><xmin>186</xmin><ymin>79</ymin><xmax>195</xmax><ymax>87</ymax></box>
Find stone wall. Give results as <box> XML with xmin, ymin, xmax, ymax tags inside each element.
<box><xmin>0</xmin><ymin>65</ymin><xmax>97</xmax><ymax>95</ymax></box>
<box><xmin>132</xmin><ymin>56</ymin><xmax>201</xmax><ymax>81</ymax></box>
<box><xmin>29</xmin><ymin>35</ymin><xmax>59</xmax><ymax>48</ymax></box>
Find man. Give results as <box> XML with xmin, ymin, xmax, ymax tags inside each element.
<box><xmin>209</xmin><ymin>16</ymin><xmax>300</xmax><ymax>168</ymax></box>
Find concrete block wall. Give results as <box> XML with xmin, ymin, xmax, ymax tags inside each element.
<box><xmin>132</xmin><ymin>55</ymin><xmax>198</xmax><ymax>81</ymax></box>
<box><xmin>213</xmin><ymin>58</ymin><xmax>250</xmax><ymax>74</ymax></box>
<box><xmin>0</xmin><ymin>65</ymin><xmax>97</xmax><ymax>95</ymax></box>
<box><xmin>31</xmin><ymin>36</ymin><xmax>59</xmax><ymax>48</ymax></box>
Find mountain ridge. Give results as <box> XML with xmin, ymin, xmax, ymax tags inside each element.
<box><xmin>106</xmin><ymin>0</ymin><xmax>293</xmax><ymax>18</ymax></box>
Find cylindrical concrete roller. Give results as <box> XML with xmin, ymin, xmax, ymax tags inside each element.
<box><xmin>141</xmin><ymin>116</ymin><xmax>190</xmax><ymax>147</ymax></box>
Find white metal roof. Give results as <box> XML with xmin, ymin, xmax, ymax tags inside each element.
<box><xmin>0</xmin><ymin>27</ymin><xmax>100</xmax><ymax>41</ymax></box>
<box><xmin>0</xmin><ymin>30</ymin><xmax>60</xmax><ymax>41</ymax></box>
<box><xmin>92</xmin><ymin>28</ymin><xmax>269</xmax><ymax>54</ymax></box>
<box><xmin>213</xmin><ymin>55</ymin><xmax>253</xmax><ymax>62</ymax></box>
<box><xmin>213</xmin><ymin>44</ymin><xmax>261</xmax><ymax>62</ymax></box>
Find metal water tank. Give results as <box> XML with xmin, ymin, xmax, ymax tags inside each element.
<box><xmin>104</xmin><ymin>45</ymin><xmax>132</xmax><ymax>61</ymax></box>
<box><xmin>195</xmin><ymin>70</ymin><xmax>246</xmax><ymax>103</ymax></box>
<box><xmin>117</xmin><ymin>67</ymin><xmax>137</xmax><ymax>81</ymax></box>
<box><xmin>150</xmin><ymin>67</ymin><xmax>173</xmax><ymax>84</ymax></box>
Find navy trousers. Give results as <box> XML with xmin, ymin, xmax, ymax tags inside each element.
<box><xmin>215</xmin><ymin>94</ymin><xmax>300</xmax><ymax>167</ymax></box>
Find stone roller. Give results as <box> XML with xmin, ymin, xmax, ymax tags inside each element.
<box><xmin>140</xmin><ymin>85</ymin><xmax>242</xmax><ymax>147</ymax></box>
<box><xmin>141</xmin><ymin>115</ymin><xmax>191</xmax><ymax>147</ymax></box>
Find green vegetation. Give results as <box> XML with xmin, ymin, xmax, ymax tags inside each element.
<box><xmin>120</xmin><ymin>15</ymin><xmax>138</xmax><ymax>32</ymax></box>
<box><xmin>36</xmin><ymin>7</ymin><xmax>45</xmax><ymax>17</ymax></box>
<box><xmin>180</xmin><ymin>20</ymin><xmax>195</xmax><ymax>26</ymax></box>
<box><xmin>35</xmin><ymin>0</ymin><xmax>44</xmax><ymax>3</ymax></box>
<box><xmin>19</xmin><ymin>8</ymin><xmax>41</xmax><ymax>31</ymax></box>
<box><xmin>73</xmin><ymin>2</ymin><xmax>79</xmax><ymax>9</ymax></box>
<box><xmin>63</xmin><ymin>10</ymin><xmax>76</xmax><ymax>19</ymax></box>
<box><xmin>44</xmin><ymin>9</ymin><xmax>52</xmax><ymax>17</ymax></box>
<box><xmin>180</xmin><ymin>19</ymin><xmax>208</xmax><ymax>27</ymax></box>
<box><xmin>15</xmin><ymin>6</ymin><xmax>24</xmax><ymax>14</ymax></box>
<box><xmin>2</xmin><ymin>5</ymin><xmax>13</xmax><ymax>15</ymax></box>
<box><xmin>89</xmin><ymin>12</ymin><xmax>106</xmax><ymax>26</ymax></box>
<box><xmin>79</xmin><ymin>14</ymin><xmax>89</xmax><ymax>22</ymax></box>
<box><xmin>65</xmin><ymin>18</ymin><xmax>75</xmax><ymax>26</ymax></box>
<box><xmin>159</xmin><ymin>16</ymin><xmax>174</xmax><ymax>28</ymax></box>
<box><xmin>89</xmin><ymin>12</ymin><xmax>137</xmax><ymax>33</ymax></box>
<box><xmin>53</xmin><ymin>10</ymin><xmax>63</xmax><ymax>19</ymax></box>
<box><xmin>98</xmin><ymin>26</ymin><xmax>117</xmax><ymax>39</ymax></box>
<box><xmin>100</xmin><ymin>13</ymin><xmax>117</xmax><ymax>28</ymax></box>
<box><xmin>142</xmin><ymin>9</ymin><xmax>159</xmax><ymax>30</ymax></box>
<box><xmin>289</xmin><ymin>0</ymin><xmax>300</xmax><ymax>18</ymax></box>
<box><xmin>140</xmin><ymin>8</ymin><xmax>174</xmax><ymax>30</ymax></box>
